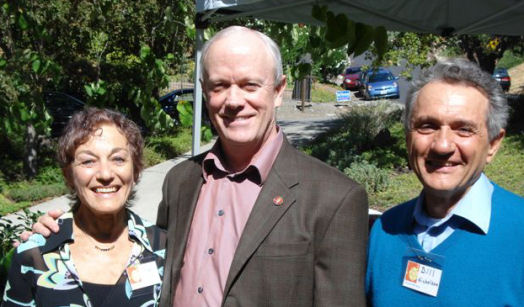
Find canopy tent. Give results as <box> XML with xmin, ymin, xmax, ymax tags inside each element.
<box><xmin>198</xmin><ymin>0</ymin><xmax>524</xmax><ymax>36</ymax></box>
<box><xmin>190</xmin><ymin>0</ymin><xmax>524</xmax><ymax>154</ymax></box>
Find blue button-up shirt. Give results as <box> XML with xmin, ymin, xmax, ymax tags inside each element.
<box><xmin>413</xmin><ymin>173</ymin><xmax>493</xmax><ymax>252</ymax></box>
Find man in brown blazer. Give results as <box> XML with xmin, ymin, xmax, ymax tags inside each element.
<box><xmin>157</xmin><ymin>26</ymin><xmax>368</xmax><ymax>306</ymax></box>
<box><xmin>29</xmin><ymin>26</ymin><xmax>368</xmax><ymax>306</ymax></box>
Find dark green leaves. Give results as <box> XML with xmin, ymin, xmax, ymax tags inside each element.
<box><xmin>348</xmin><ymin>23</ymin><xmax>374</xmax><ymax>57</ymax></box>
<box><xmin>374</xmin><ymin>26</ymin><xmax>388</xmax><ymax>56</ymax></box>
<box><xmin>325</xmin><ymin>12</ymin><xmax>355</xmax><ymax>49</ymax></box>
<box><xmin>176</xmin><ymin>100</ymin><xmax>193</xmax><ymax>128</ymax></box>
<box><xmin>140</xmin><ymin>45</ymin><xmax>151</xmax><ymax>60</ymax></box>
<box><xmin>293</xmin><ymin>62</ymin><xmax>312</xmax><ymax>80</ymax></box>
<box><xmin>312</xmin><ymin>4</ymin><xmax>328</xmax><ymax>22</ymax></box>
<box><xmin>31</xmin><ymin>59</ymin><xmax>41</xmax><ymax>73</ymax></box>
<box><xmin>312</xmin><ymin>5</ymin><xmax>389</xmax><ymax>60</ymax></box>
<box><xmin>17</xmin><ymin>14</ymin><xmax>28</xmax><ymax>30</ymax></box>
<box><xmin>175</xmin><ymin>100</ymin><xmax>213</xmax><ymax>142</ymax></box>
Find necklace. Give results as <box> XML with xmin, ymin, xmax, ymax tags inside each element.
<box><xmin>73</xmin><ymin>217</ymin><xmax>127</xmax><ymax>253</ymax></box>
<box><xmin>94</xmin><ymin>244</ymin><xmax>115</xmax><ymax>252</ymax></box>
<box><xmin>77</xmin><ymin>231</ymin><xmax>118</xmax><ymax>252</ymax></box>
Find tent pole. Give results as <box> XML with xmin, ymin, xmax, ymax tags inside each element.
<box><xmin>192</xmin><ymin>28</ymin><xmax>204</xmax><ymax>156</ymax></box>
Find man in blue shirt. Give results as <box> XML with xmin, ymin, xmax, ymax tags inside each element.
<box><xmin>366</xmin><ymin>58</ymin><xmax>524</xmax><ymax>306</ymax></box>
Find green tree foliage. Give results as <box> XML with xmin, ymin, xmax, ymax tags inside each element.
<box><xmin>310</xmin><ymin>5</ymin><xmax>523</xmax><ymax>75</ymax></box>
<box><xmin>264</xmin><ymin>23</ymin><xmax>349</xmax><ymax>82</ymax></box>
<box><xmin>0</xmin><ymin>0</ymin><xmax>194</xmax><ymax>179</ymax></box>
<box><xmin>382</xmin><ymin>32</ymin><xmax>446</xmax><ymax>78</ymax></box>
<box><xmin>207</xmin><ymin>17</ymin><xmax>349</xmax><ymax>82</ymax></box>
<box><xmin>454</xmin><ymin>35</ymin><xmax>523</xmax><ymax>73</ymax></box>
<box><xmin>382</xmin><ymin>33</ymin><xmax>523</xmax><ymax>76</ymax></box>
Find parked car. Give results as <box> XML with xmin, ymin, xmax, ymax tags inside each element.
<box><xmin>343</xmin><ymin>66</ymin><xmax>362</xmax><ymax>91</ymax></box>
<box><xmin>492</xmin><ymin>67</ymin><xmax>511</xmax><ymax>92</ymax></box>
<box><xmin>45</xmin><ymin>92</ymin><xmax>149</xmax><ymax>137</ymax></box>
<box><xmin>359</xmin><ymin>68</ymin><xmax>400</xmax><ymax>100</ymax></box>
<box><xmin>159</xmin><ymin>88</ymin><xmax>212</xmax><ymax>127</ymax></box>
<box><xmin>44</xmin><ymin>92</ymin><xmax>86</xmax><ymax>137</ymax></box>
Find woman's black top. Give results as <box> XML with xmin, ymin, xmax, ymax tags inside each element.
<box><xmin>2</xmin><ymin>210</ymin><xmax>166</xmax><ymax>306</ymax></box>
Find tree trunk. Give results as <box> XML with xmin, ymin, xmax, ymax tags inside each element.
<box><xmin>24</xmin><ymin>124</ymin><xmax>38</xmax><ymax>179</ymax></box>
<box><xmin>460</xmin><ymin>35</ymin><xmax>505</xmax><ymax>74</ymax></box>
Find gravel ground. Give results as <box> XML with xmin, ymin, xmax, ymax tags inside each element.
<box><xmin>277</xmin><ymin>88</ymin><xmax>364</xmax><ymax>121</ymax></box>
<box><xmin>277</xmin><ymin>95</ymin><xmax>404</xmax><ymax>121</ymax></box>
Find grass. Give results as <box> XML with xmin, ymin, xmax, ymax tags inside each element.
<box><xmin>370</xmin><ymin>172</ymin><xmax>422</xmax><ymax>210</ymax></box>
<box><xmin>0</xmin><ymin>127</ymin><xmax>197</xmax><ymax>216</ymax></box>
<box><xmin>497</xmin><ymin>50</ymin><xmax>524</xmax><ymax>69</ymax></box>
<box><xmin>485</xmin><ymin>133</ymin><xmax>524</xmax><ymax>195</ymax></box>
<box><xmin>0</xmin><ymin>195</ymin><xmax>31</xmax><ymax>216</ymax></box>
<box><xmin>311</xmin><ymin>82</ymin><xmax>339</xmax><ymax>102</ymax></box>
<box><xmin>369</xmin><ymin>131</ymin><xmax>524</xmax><ymax>210</ymax></box>
<box><xmin>145</xmin><ymin>128</ymin><xmax>192</xmax><ymax>161</ymax></box>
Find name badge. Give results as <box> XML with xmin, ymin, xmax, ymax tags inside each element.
<box><xmin>402</xmin><ymin>259</ymin><xmax>442</xmax><ymax>297</ymax></box>
<box><xmin>126</xmin><ymin>261</ymin><xmax>162</xmax><ymax>290</ymax></box>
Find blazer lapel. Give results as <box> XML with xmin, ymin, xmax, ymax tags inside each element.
<box><xmin>222</xmin><ymin>139</ymin><xmax>299</xmax><ymax>300</ymax></box>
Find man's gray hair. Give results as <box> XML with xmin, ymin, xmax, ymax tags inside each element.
<box><xmin>199</xmin><ymin>26</ymin><xmax>284</xmax><ymax>87</ymax></box>
<box><xmin>404</xmin><ymin>58</ymin><xmax>509</xmax><ymax>141</ymax></box>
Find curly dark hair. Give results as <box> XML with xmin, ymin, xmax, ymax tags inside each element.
<box><xmin>57</xmin><ymin>107</ymin><xmax>144</xmax><ymax>208</ymax></box>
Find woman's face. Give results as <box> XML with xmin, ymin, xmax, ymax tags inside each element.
<box><xmin>71</xmin><ymin>123</ymin><xmax>134</xmax><ymax>215</ymax></box>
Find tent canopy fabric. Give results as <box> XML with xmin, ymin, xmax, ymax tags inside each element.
<box><xmin>197</xmin><ymin>0</ymin><xmax>524</xmax><ymax>36</ymax></box>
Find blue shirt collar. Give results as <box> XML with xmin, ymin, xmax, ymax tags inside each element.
<box><xmin>414</xmin><ymin>173</ymin><xmax>493</xmax><ymax>234</ymax></box>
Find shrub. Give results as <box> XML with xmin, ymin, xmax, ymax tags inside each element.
<box><xmin>311</xmin><ymin>83</ymin><xmax>336</xmax><ymax>102</ymax></box>
<box><xmin>497</xmin><ymin>50</ymin><xmax>524</xmax><ymax>69</ymax></box>
<box><xmin>6</xmin><ymin>183</ymin><xmax>67</xmax><ymax>203</ymax></box>
<box><xmin>0</xmin><ymin>209</ymin><xmax>44</xmax><ymax>296</ymax></box>
<box><xmin>304</xmin><ymin>101</ymin><xmax>405</xmax><ymax>171</ymax></box>
<box><xmin>143</xmin><ymin>147</ymin><xmax>167</xmax><ymax>168</ymax></box>
<box><xmin>145</xmin><ymin>129</ymin><xmax>192</xmax><ymax>160</ymax></box>
<box><xmin>359</xmin><ymin>122</ymin><xmax>408</xmax><ymax>169</ymax></box>
<box><xmin>344</xmin><ymin>160</ymin><xmax>390</xmax><ymax>193</ymax></box>
<box><xmin>35</xmin><ymin>166</ymin><xmax>64</xmax><ymax>185</ymax></box>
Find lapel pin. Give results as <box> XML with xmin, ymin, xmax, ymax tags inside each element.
<box><xmin>273</xmin><ymin>196</ymin><xmax>284</xmax><ymax>206</ymax></box>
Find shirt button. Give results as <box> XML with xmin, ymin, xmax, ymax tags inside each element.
<box><xmin>217</xmin><ymin>209</ymin><xmax>225</xmax><ymax>216</ymax></box>
<box><xmin>197</xmin><ymin>286</ymin><xmax>203</xmax><ymax>294</ymax></box>
<box><xmin>208</xmin><ymin>248</ymin><xmax>214</xmax><ymax>255</ymax></box>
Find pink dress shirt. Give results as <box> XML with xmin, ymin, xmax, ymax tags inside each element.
<box><xmin>173</xmin><ymin>130</ymin><xmax>283</xmax><ymax>307</ymax></box>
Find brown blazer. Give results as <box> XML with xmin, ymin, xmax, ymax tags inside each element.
<box><xmin>157</xmin><ymin>137</ymin><xmax>368</xmax><ymax>306</ymax></box>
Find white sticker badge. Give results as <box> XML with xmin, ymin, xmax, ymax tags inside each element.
<box><xmin>402</xmin><ymin>260</ymin><xmax>442</xmax><ymax>297</ymax></box>
<box><xmin>126</xmin><ymin>261</ymin><xmax>162</xmax><ymax>290</ymax></box>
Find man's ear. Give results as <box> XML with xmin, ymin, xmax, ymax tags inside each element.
<box><xmin>486</xmin><ymin>129</ymin><xmax>505</xmax><ymax>164</ymax></box>
<box><xmin>273</xmin><ymin>75</ymin><xmax>287</xmax><ymax>108</ymax></box>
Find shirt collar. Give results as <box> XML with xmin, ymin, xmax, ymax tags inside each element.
<box><xmin>202</xmin><ymin>127</ymin><xmax>284</xmax><ymax>185</ymax></box>
<box><xmin>413</xmin><ymin>173</ymin><xmax>493</xmax><ymax>234</ymax></box>
<box><xmin>39</xmin><ymin>210</ymin><xmax>156</xmax><ymax>254</ymax></box>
